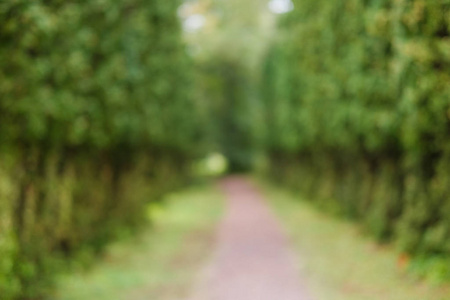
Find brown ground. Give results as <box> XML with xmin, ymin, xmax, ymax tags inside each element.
<box><xmin>189</xmin><ymin>177</ymin><xmax>313</xmax><ymax>300</ymax></box>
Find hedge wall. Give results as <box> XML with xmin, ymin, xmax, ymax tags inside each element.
<box><xmin>0</xmin><ymin>1</ymin><xmax>204</xmax><ymax>299</ymax></box>
<box><xmin>263</xmin><ymin>0</ymin><xmax>450</xmax><ymax>272</ymax></box>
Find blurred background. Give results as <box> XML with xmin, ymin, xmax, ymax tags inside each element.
<box><xmin>0</xmin><ymin>0</ymin><xmax>449</xmax><ymax>299</ymax></box>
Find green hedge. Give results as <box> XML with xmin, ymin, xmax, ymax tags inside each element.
<box><xmin>263</xmin><ymin>0</ymin><xmax>450</xmax><ymax>270</ymax></box>
<box><xmin>0</xmin><ymin>1</ymin><xmax>204</xmax><ymax>299</ymax></box>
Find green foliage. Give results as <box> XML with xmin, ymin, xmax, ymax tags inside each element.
<box><xmin>0</xmin><ymin>1</ymin><xmax>204</xmax><ymax>299</ymax></box>
<box><xmin>196</xmin><ymin>57</ymin><xmax>258</xmax><ymax>171</ymax></box>
<box><xmin>0</xmin><ymin>0</ymin><xmax>202</xmax><ymax>152</ymax></box>
<box><xmin>182</xmin><ymin>0</ymin><xmax>271</xmax><ymax>171</ymax></box>
<box><xmin>263</xmin><ymin>0</ymin><xmax>450</xmax><ymax>269</ymax></box>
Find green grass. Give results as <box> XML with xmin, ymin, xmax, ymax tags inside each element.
<box><xmin>51</xmin><ymin>185</ymin><xmax>224</xmax><ymax>300</ymax></box>
<box><xmin>261</xmin><ymin>183</ymin><xmax>450</xmax><ymax>300</ymax></box>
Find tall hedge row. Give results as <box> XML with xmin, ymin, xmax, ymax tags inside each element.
<box><xmin>0</xmin><ymin>1</ymin><xmax>203</xmax><ymax>299</ymax></box>
<box><xmin>263</xmin><ymin>0</ymin><xmax>450</xmax><ymax>266</ymax></box>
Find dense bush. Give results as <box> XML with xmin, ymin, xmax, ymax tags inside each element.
<box><xmin>263</xmin><ymin>0</ymin><xmax>450</xmax><ymax>272</ymax></box>
<box><xmin>0</xmin><ymin>1</ymin><xmax>204</xmax><ymax>298</ymax></box>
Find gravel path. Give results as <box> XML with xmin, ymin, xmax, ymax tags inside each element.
<box><xmin>189</xmin><ymin>177</ymin><xmax>313</xmax><ymax>300</ymax></box>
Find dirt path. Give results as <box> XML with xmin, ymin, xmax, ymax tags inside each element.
<box><xmin>190</xmin><ymin>177</ymin><xmax>313</xmax><ymax>300</ymax></box>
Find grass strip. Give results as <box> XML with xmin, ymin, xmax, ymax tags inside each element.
<box><xmin>51</xmin><ymin>184</ymin><xmax>223</xmax><ymax>300</ymax></box>
<box><xmin>261</xmin><ymin>183</ymin><xmax>450</xmax><ymax>300</ymax></box>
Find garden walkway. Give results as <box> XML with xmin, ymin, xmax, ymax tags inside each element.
<box><xmin>189</xmin><ymin>177</ymin><xmax>313</xmax><ymax>300</ymax></box>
